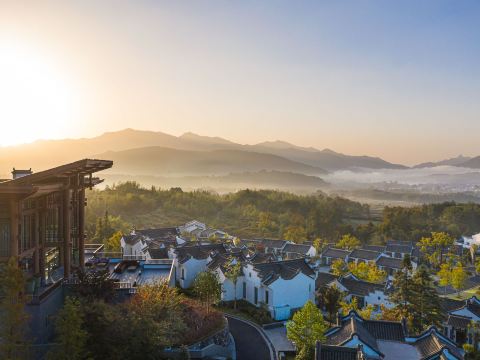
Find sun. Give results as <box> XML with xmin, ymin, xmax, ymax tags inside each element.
<box><xmin>0</xmin><ymin>39</ymin><xmax>80</xmax><ymax>146</ymax></box>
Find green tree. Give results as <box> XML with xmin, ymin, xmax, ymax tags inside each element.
<box><xmin>223</xmin><ymin>260</ymin><xmax>242</xmax><ymax>310</ymax></box>
<box><xmin>286</xmin><ymin>301</ymin><xmax>327</xmax><ymax>356</ymax></box>
<box><xmin>347</xmin><ymin>262</ymin><xmax>386</xmax><ymax>283</ymax></box>
<box><xmin>437</xmin><ymin>262</ymin><xmax>452</xmax><ymax>294</ymax></box>
<box><xmin>124</xmin><ymin>281</ymin><xmax>187</xmax><ymax>358</ymax></box>
<box><xmin>283</xmin><ymin>225</ymin><xmax>307</xmax><ymax>244</ymax></box>
<box><xmin>410</xmin><ymin>266</ymin><xmax>443</xmax><ymax>332</ymax></box>
<box><xmin>417</xmin><ymin>232</ymin><xmax>454</xmax><ymax>268</ymax></box>
<box><xmin>48</xmin><ymin>298</ymin><xmax>88</xmax><ymax>360</ymax></box>
<box><xmin>0</xmin><ymin>257</ymin><xmax>29</xmax><ymax>360</ymax></box>
<box><xmin>317</xmin><ymin>285</ymin><xmax>344</xmax><ymax>324</ymax></box>
<box><xmin>105</xmin><ymin>231</ymin><xmax>122</xmax><ymax>251</ymax></box>
<box><xmin>312</xmin><ymin>237</ymin><xmax>325</xmax><ymax>255</ymax></box>
<box><xmin>340</xmin><ymin>297</ymin><xmax>374</xmax><ymax>319</ymax></box>
<box><xmin>337</xmin><ymin>234</ymin><xmax>361</xmax><ymax>250</ymax></box>
<box><xmin>331</xmin><ymin>259</ymin><xmax>348</xmax><ymax>276</ymax></box>
<box><xmin>451</xmin><ymin>263</ymin><xmax>468</xmax><ymax>295</ymax></box>
<box><xmin>193</xmin><ymin>271</ymin><xmax>221</xmax><ymax>314</ymax></box>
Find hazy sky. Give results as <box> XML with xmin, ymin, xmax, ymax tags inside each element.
<box><xmin>1</xmin><ymin>1</ymin><xmax>479</xmax><ymax>165</ymax></box>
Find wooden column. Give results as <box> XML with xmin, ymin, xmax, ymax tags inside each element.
<box><xmin>78</xmin><ymin>188</ymin><xmax>86</xmax><ymax>271</ymax></box>
<box><xmin>34</xmin><ymin>210</ymin><xmax>40</xmax><ymax>274</ymax></box>
<box><xmin>38</xmin><ymin>208</ymin><xmax>46</xmax><ymax>281</ymax></box>
<box><xmin>9</xmin><ymin>198</ymin><xmax>19</xmax><ymax>258</ymax></box>
<box><xmin>63</xmin><ymin>189</ymin><xmax>71</xmax><ymax>278</ymax></box>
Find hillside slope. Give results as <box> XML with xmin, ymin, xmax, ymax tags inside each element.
<box><xmin>96</xmin><ymin>147</ymin><xmax>327</xmax><ymax>176</ymax></box>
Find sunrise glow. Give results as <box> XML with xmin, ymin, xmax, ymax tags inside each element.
<box><xmin>0</xmin><ymin>39</ymin><xmax>80</xmax><ymax>146</ymax></box>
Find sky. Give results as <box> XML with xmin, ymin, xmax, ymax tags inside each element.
<box><xmin>0</xmin><ymin>1</ymin><xmax>479</xmax><ymax>165</ymax></box>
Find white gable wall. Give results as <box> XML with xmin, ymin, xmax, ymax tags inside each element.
<box><xmin>175</xmin><ymin>257</ymin><xmax>209</xmax><ymax>288</ymax></box>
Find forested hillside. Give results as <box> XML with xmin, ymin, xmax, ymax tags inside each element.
<box><xmin>85</xmin><ymin>182</ymin><xmax>369</xmax><ymax>242</ymax></box>
<box><xmin>85</xmin><ymin>182</ymin><xmax>480</xmax><ymax>244</ymax></box>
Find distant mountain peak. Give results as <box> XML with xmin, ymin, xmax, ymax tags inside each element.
<box><xmin>256</xmin><ymin>140</ymin><xmax>319</xmax><ymax>152</ymax></box>
<box><xmin>414</xmin><ymin>155</ymin><xmax>473</xmax><ymax>168</ymax></box>
<box><xmin>179</xmin><ymin>132</ymin><xmax>235</xmax><ymax>145</ymax></box>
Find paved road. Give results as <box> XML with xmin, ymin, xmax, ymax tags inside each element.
<box><xmin>227</xmin><ymin>316</ymin><xmax>272</xmax><ymax>360</ymax></box>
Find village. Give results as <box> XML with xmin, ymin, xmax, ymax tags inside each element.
<box><xmin>0</xmin><ymin>160</ymin><xmax>479</xmax><ymax>360</ymax></box>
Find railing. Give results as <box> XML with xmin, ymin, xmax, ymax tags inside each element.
<box><xmin>145</xmin><ymin>259</ymin><xmax>172</xmax><ymax>265</ymax></box>
<box><xmin>115</xmin><ymin>281</ymin><xmax>132</xmax><ymax>289</ymax></box>
<box><xmin>123</xmin><ymin>254</ymin><xmax>146</xmax><ymax>261</ymax></box>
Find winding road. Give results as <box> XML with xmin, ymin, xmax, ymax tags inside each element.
<box><xmin>227</xmin><ymin>316</ymin><xmax>274</xmax><ymax>360</ymax></box>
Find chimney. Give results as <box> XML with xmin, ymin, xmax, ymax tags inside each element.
<box><xmin>12</xmin><ymin>168</ymin><xmax>32</xmax><ymax>179</ymax></box>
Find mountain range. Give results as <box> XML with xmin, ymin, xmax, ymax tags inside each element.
<box><xmin>1</xmin><ymin>129</ymin><xmax>478</xmax><ymax>182</ymax></box>
<box><xmin>0</xmin><ymin>129</ymin><xmax>405</xmax><ymax>176</ymax></box>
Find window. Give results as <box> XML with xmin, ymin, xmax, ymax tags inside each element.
<box><xmin>243</xmin><ymin>282</ymin><xmax>246</xmax><ymax>298</ymax></box>
<box><xmin>181</xmin><ymin>268</ymin><xmax>185</xmax><ymax>280</ymax></box>
<box><xmin>265</xmin><ymin>290</ymin><xmax>269</xmax><ymax>305</ymax></box>
<box><xmin>309</xmin><ymin>284</ymin><xmax>311</xmax><ymax>292</ymax></box>
<box><xmin>249</xmin><ymin>272</ymin><xmax>252</xmax><ymax>278</ymax></box>
<box><xmin>254</xmin><ymin>287</ymin><xmax>258</xmax><ymax>305</ymax></box>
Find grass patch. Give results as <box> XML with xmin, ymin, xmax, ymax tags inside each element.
<box><xmin>216</xmin><ymin>300</ymin><xmax>274</xmax><ymax>325</ymax></box>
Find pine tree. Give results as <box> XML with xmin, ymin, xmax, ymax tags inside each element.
<box><xmin>388</xmin><ymin>255</ymin><xmax>415</xmax><ymax>318</ymax></box>
<box><xmin>0</xmin><ymin>257</ymin><xmax>29</xmax><ymax>359</ymax></box>
<box><xmin>410</xmin><ymin>266</ymin><xmax>443</xmax><ymax>333</ymax></box>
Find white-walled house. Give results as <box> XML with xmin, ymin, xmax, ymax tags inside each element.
<box><xmin>316</xmin><ymin>273</ymin><xmax>393</xmax><ymax>313</ymax></box>
<box><xmin>121</xmin><ymin>234</ymin><xmax>146</xmax><ymax>257</ymax></box>
<box><xmin>244</xmin><ymin>259</ymin><xmax>315</xmax><ymax>320</ymax></box>
<box><xmin>171</xmin><ymin>244</ymin><xmax>227</xmax><ymax>288</ymax></box>
<box><xmin>208</xmin><ymin>255</ymin><xmax>315</xmax><ymax>320</ymax></box>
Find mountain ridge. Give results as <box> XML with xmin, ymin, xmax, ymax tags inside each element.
<box><xmin>0</xmin><ymin>128</ymin><xmax>407</xmax><ymax>175</ymax></box>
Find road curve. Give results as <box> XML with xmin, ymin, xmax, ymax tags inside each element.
<box><xmin>227</xmin><ymin>315</ymin><xmax>274</xmax><ymax>360</ymax></box>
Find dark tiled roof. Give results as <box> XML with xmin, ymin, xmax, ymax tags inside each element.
<box><xmin>147</xmin><ymin>248</ymin><xmax>168</xmax><ymax>259</ymax></box>
<box><xmin>240</xmin><ymin>238</ymin><xmax>287</xmax><ymax>250</ymax></box>
<box><xmin>207</xmin><ymin>250</ymin><xmax>247</xmax><ymax>272</ymax></box>
<box><xmin>410</xmin><ymin>327</ymin><xmax>463</xmax><ymax>360</ymax></box>
<box><xmin>326</xmin><ymin>312</ymin><xmax>405</xmax><ymax>356</ymax></box>
<box><xmin>376</xmin><ymin>256</ymin><xmax>403</xmax><ymax>269</ymax></box>
<box><xmin>349</xmin><ymin>249</ymin><xmax>381</xmax><ymax>261</ymax></box>
<box><xmin>439</xmin><ymin>298</ymin><xmax>464</xmax><ymax>313</ymax></box>
<box><xmin>322</xmin><ymin>248</ymin><xmax>351</xmax><ymax>259</ymax></box>
<box><xmin>339</xmin><ymin>277</ymin><xmax>385</xmax><ymax>296</ymax></box>
<box><xmin>253</xmin><ymin>258</ymin><xmax>315</xmax><ymax>285</ymax></box>
<box><xmin>174</xmin><ymin>244</ymin><xmax>226</xmax><ymax>264</ymax></box>
<box><xmin>385</xmin><ymin>240</ymin><xmax>413</xmax><ymax>254</ymax></box>
<box><xmin>447</xmin><ymin>314</ymin><xmax>472</xmax><ymax>329</ymax></box>
<box><xmin>283</xmin><ymin>243</ymin><xmax>312</xmax><ymax>255</ymax></box>
<box><xmin>248</xmin><ymin>252</ymin><xmax>276</xmax><ymax>264</ymax></box>
<box><xmin>363</xmin><ymin>245</ymin><xmax>386</xmax><ymax>252</ymax></box>
<box><xmin>465</xmin><ymin>297</ymin><xmax>480</xmax><ymax>317</ymax></box>
<box><xmin>136</xmin><ymin>227</ymin><xmax>179</xmax><ymax>240</ymax></box>
<box><xmin>315</xmin><ymin>343</ymin><xmax>362</xmax><ymax>360</ymax></box>
<box><xmin>316</xmin><ymin>273</ymin><xmax>338</xmax><ymax>289</ymax></box>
